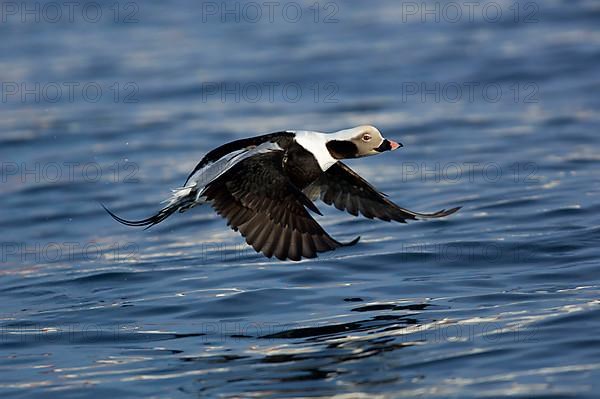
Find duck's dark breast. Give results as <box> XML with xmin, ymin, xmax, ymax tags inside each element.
<box><xmin>283</xmin><ymin>141</ymin><xmax>325</xmax><ymax>190</ymax></box>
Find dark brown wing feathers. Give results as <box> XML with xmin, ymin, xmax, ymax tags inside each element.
<box><xmin>305</xmin><ymin>162</ymin><xmax>461</xmax><ymax>223</ymax></box>
<box><xmin>202</xmin><ymin>152</ymin><xmax>358</xmax><ymax>261</ymax></box>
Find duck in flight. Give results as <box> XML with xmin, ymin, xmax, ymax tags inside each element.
<box><xmin>103</xmin><ymin>126</ymin><xmax>460</xmax><ymax>261</ymax></box>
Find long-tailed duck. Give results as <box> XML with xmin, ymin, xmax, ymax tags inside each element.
<box><xmin>103</xmin><ymin>126</ymin><xmax>460</xmax><ymax>261</ymax></box>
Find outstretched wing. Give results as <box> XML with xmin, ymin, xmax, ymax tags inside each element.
<box><xmin>202</xmin><ymin>152</ymin><xmax>359</xmax><ymax>261</ymax></box>
<box><xmin>304</xmin><ymin>162</ymin><xmax>460</xmax><ymax>223</ymax></box>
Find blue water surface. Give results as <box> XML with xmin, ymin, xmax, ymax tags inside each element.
<box><xmin>1</xmin><ymin>0</ymin><xmax>600</xmax><ymax>397</ymax></box>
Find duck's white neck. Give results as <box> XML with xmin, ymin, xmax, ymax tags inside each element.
<box><xmin>292</xmin><ymin>130</ymin><xmax>339</xmax><ymax>171</ymax></box>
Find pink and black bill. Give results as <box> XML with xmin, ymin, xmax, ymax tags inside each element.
<box><xmin>375</xmin><ymin>139</ymin><xmax>402</xmax><ymax>152</ymax></box>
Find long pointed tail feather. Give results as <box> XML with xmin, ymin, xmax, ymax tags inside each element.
<box><xmin>102</xmin><ymin>187</ymin><xmax>198</xmax><ymax>230</ymax></box>
<box><xmin>101</xmin><ymin>203</ymin><xmax>180</xmax><ymax>230</ymax></box>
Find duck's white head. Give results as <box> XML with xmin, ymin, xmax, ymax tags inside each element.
<box><xmin>326</xmin><ymin>125</ymin><xmax>402</xmax><ymax>159</ymax></box>
<box><xmin>294</xmin><ymin>125</ymin><xmax>402</xmax><ymax>171</ymax></box>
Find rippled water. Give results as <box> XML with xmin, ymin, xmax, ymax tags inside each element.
<box><xmin>1</xmin><ymin>0</ymin><xmax>600</xmax><ymax>397</ymax></box>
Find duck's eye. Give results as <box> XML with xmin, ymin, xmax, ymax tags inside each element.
<box><xmin>362</xmin><ymin>134</ymin><xmax>372</xmax><ymax>142</ymax></box>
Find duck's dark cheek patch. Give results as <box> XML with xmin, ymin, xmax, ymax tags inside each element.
<box><xmin>326</xmin><ymin>140</ymin><xmax>359</xmax><ymax>159</ymax></box>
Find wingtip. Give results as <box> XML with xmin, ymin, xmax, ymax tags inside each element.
<box><xmin>444</xmin><ymin>206</ymin><xmax>462</xmax><ymax>216</ymax></box>
<box><xmin>415</xmin><ymin>205</ymin><xmax>462</xmax><ymax>219</ymax></box>
<box><xmin>343</xmin><ymin>236</ymin><xmax>361</xmax><ymax>247</ymax></box>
